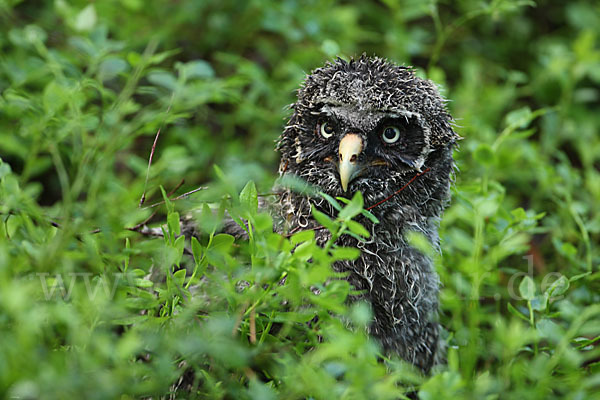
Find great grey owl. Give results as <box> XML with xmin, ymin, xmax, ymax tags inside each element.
<box><xmin>274</xmin><ymin>56</ymin><xmax>458</xmax><ymax>372</ymax></box>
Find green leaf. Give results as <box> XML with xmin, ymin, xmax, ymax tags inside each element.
<box><xmin>312</xmin><ymin>206</ymin><xmax>336</xmax><ymax>233</ymax></box>
<box><xmin>177</xmin><ymin>60</ymin><xmax>215</xmax><ymax>79</ymax></box>
<box><xmin>511</xmin><ymin>207</ymin><xmax>528</xmax><ymax>222</ymax></box>
<box><xmin>473</xmin><ymin>143</ymin><xmax>496</xmax><ymax>166</ymax></box>
<box><xmin>0</xmin><ymin>161</ymin><xmax>12</xmax><ymax>180</ymax></box>
<box><xmin>531</xmin><ymin>294</ymin><xmax>548</xmax><ymax>311</ymax></box>
<box><xmin>148</xmin><ymin>49</ymin><xmax>181</xmax><ymax>66</ymax></box>
<box><xmin>336</xmin><ymin>197</ymin><xmax>350</xmax><ymax>205</ymax></box>
<box><xmin>505</xmin><ymin>106</ymin><xmax>532</xmax><ymax>128</ymax></box>
<box><xmin>345</xmin><ymin>220</ymin><xmax>370</xmax><ymax>238</ymax></box>
<box><xmin>570</xmin><ymin>272</ymin><xmax>591</xmax><ymax>282</ymax></box>
<box><xmin>213</xmin><ymin>165</ymin><xmax>229</xmax><ymax>185</ymax></box>
<box><xmin>344</xmin><ymin>231</ymin><xmax>365</xmax><ymax>241</ymax></box>
<box><xmin>131</xmin><ymin>269</ymin><xmax>147</xmax><ymax>278</ymax></box>
<box><xmin>361</xmin><ymin>209</ymin><xmax>379</xmax><ymax>224</ymax></box>
<box><xmin>546</xmin><ymin>275</ymin><xmax>569</xmax><ymax>297</ymax></box>
<box><xmin>519</xmin><ymin>276</ymin><xmax>536</xmax><ymax>300</ymax></box>
<box><xmin>338</xmin><ymin>191</ymin><xmax>363</xmax><ymax>220</ymax></box>
<box><xmin>197</xmin><ymin>202</ymin><xmax>220</xmax><ymax>235</ymax></box>
<box><xmin>537</xmin><ymin>318</ymin><xmax>564</xmax><ymax>342</ymax></box>
<box><xmin>174</xmin><ymin>234</ymin><xmax>185</xmax><ymax>263</ymax></box>
<box><xmin>349</xmin><ymin>302</ymin><xmax>372</xmax><ymax>327</ymax></box>
<box><xmin>319</xmin><ymin>191</ymin><xmax>342</xmax><ymax>211</ymax></box>
<box><xmin>293</xmin><ymin>241</ymin><xmax>315</xmax><ymax>261</ymax></box>
<box><xmin>248</xmin><ymin>379</ymin><xmax>277</xmax><ymax>400</ymax></box>
<box><xmin>240</xmin><ymin>180</ymin><xmax>258</xmax><ymax>216</ymax></box>
<box><xmin>331</xmin><ymin>247</ymin><xmax>361</xmax><ymax>260</ymax></box>
<box><xmin>98</xmin><ymin>57</ymin><xmax>129</xmax><ymax>81</ymax></box>
<box><xmin>74</xmin><ymin>4</ymin><xmax>97</xmax><ymax>31</ymax></box>
<box><xmin>507</xmin><ymin>302</ymin><xmax>529</xmax><ymax>322</ymax></box>
<box><xmin>253</xmin><ymin>213</ymin><xmax>272</xmax><ymax>232</ymax></box>
<box><xmin>277</xmin><ymin>174</ymin><xmax>319</xmax><ymax>195</ymax></box>
<box><xmin>127</xmin><ymin>51</ymin><xmax>141</xmax><ymax>67</ymax></box>
<box><xmin>148</xmin><ymin>70</ymin><xmax>178</xmax><ymax>90</ymax></box>
<box><xmin>124</xmin><ymin>238</ymin><xmax>130</xmax><ymax>272</ymax></box>
<box><xmin>172</xmin><ymin>268</ymin><xmax>186</xmax><ymax>288</ymax></box>
<box><xmin>160</xmin><ymin>186</ymin><xmax>174</xmax><ymax>213</ymax></box>
<box><xmin>406</xmin><ymin>231</ymin><xmax>433</xmax><ymax>256</ymax></box>
<box><xmin>23</xmin><ymin>24</ymin><xmax>47</xmax><ymax>44</ymax></box>
<box><xmin>43</xmin><ymin>81</ymin><xmax>69</xmax><ymax>114</ymax></box>
<box><xmin>191</xmin><ymin>236</ymin><xmax>203</xmax><ymax>265</ymax></box>
<box><xmin>291</xmin><ymin>229</ymin><xmax>315</xmax><ymax>244</ymax></box>
<box><xmin>210</xmin><ymin>234</ymin><xmax>235</xmax><ymax>252</ymax></box>
<box><xmin>134</xmin><ymin>278</ymin><xmax>154</xmax><ymax>288</ymax></box>
<box><xmin>509</xmin><ymin>128</ymin><xmax>537</xmax><ymax>141</ymax></box>
<box><xmin>167</xmin><ymin>211</ymin><xmax>181</xmax><ymax>237</ymax></box>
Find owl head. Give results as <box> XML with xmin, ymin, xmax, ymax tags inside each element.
<box><xmin>277</xmin><ymin>56</ymin><xmax>458</xmax><ymax>201</ymax></box>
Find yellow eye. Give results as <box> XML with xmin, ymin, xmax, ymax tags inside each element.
<box><xmin>320</xmin><ymin>121</ymin><xmax>335</xmax><ymax>138</ymax></box>
<box><xmin>382</xmin><ymin>126</ymin><xmax>401</xmax><ymax>144</ymax></box>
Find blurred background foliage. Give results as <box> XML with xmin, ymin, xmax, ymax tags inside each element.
<box><xmin>1</xmin><ymin>0</ymin><xmax>599</xmax><ymax>398</ymax></box>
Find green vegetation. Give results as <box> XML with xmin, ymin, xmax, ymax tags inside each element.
<box><xmin>1</xmin><ymin>1</ymin><xmax>599</xmax><ymax>398</ymax></box>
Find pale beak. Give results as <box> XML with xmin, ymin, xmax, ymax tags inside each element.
<box><xmin>338</xmin><ymin>133</ymin><xmax>363</xmax><ymax>192</ymax></box>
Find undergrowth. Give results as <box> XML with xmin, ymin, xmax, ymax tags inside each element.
<box><xmin>1</xmin><ymin>1</ymin><xmax>599</xmax><ymax>399</ymax></box>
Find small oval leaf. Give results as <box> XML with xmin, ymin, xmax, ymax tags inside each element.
<box><xmin>519</xmin><ymin>276</ymin><xmax>536</xmax><ymax>300</ymax></box>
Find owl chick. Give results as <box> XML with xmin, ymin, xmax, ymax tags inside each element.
<box><xmin>275</xmin><ymin>56</ymin><xmax>458</xmax><ymax>372</ymax></box>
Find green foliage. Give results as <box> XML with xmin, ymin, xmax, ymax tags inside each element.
<box><xmin>1</xmin><ymin>1</ymin><xmax>599</xmax><ymax>399</ymax></box>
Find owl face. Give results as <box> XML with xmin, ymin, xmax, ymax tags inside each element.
<box><xmin>278</xmin><ymin>56</ymin><xmax>456</xmax><ymax>199</ymax></box>
<box><xmin>309</xmin><ymin>104</ymin><xmax>430</xmax><ymax>190</ymax></box>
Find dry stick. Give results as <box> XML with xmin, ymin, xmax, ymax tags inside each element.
<box><xmin>169</xmin><ymin>178</ymin><xmax>186</xmax><ymax>197</ymax></box>
<box><xmin>47</xmin><ymin>179</ymin><xmax>190</xmax><ymax>236</ymax></box>
<box><xmin>139</xmin><ymin>92</ymin><xmax>176</xmax><ymax>208</ymax></box>
<box><xmin>232</xmin><ymin>302</ymin><xmax>249</xmax><ymax>336</ymax></box>
<box><xmin>43</xmin><ymin>182</ymin><xmax>208</xmax><ymax>237</ymax></box>
<box><xmin>110</xmin><ymin>179</ymin><xmax>188</xmax><ymax>235</ymax></box>
<box><xmin>249</xmin><ymin>308</ymin><xmax>257</xmax><ymax>344</ymax></box>
<box><xmin>243</xmin><ymin>367</ymin><xmax>257</xmax><ymax>380</ymax></box>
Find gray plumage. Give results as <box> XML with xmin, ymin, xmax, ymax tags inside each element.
<box><xmin>274</xmin><ymin>56</ymin><xmax>458</xmax><ymax>372</ymax></box>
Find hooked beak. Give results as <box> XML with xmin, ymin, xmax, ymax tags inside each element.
<box><xmin>338</xmin><ymin>133</ymin><xmax>363</xmax><ymax>192</ymax></box>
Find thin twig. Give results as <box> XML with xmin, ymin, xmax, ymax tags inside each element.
<box><xmin>232</xmin><ymin>302</ymin><xmax>249</xmax><ymax>336</ymax></box>
<box><xmin>42</xmin><ymin>178</ymin><xmax>191</xmax><ymax>237</ymax></box>
<box><xmin>366</xmin><ymin>168</ymin><xmax>430</xmax><ymax>210</ymax></box>
<box><xmin>243</xmin><ymin>367</ymin><xmax>257</xmax><ymax>380</ymax></box>
<box><xmin>142</xmin><ymin>185</ymin><xmax>210</xmax><ymax>209</ymax></box>
<box><xmin>139</xmin><ymin>92</ymin><xmax>176</xmax><ymax>207</ymax></box>
<box><xmin>249</xmin><ymin>308</ymin><xmax>257</xmax><ymax>344</ymax></box>
<box><xmin>169</xmin><ymin>178</ymin><xmax>186</xmax><ymax>196</ymax></box>
<box><xmin>130</xmin><ymin>179</ymin><xmax>186</xmax><ymax>231</ymax></box>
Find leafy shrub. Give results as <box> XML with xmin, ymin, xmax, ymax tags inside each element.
<box><xmin>1</xmin><ymin>1</ymin><xmax>599</xmax><ymax>399</ymax></box>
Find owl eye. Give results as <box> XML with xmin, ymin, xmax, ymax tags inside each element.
<box><xmin>319</xmin><ymin>121</ymin><xmax>335</xmax><ymax>139</ymax></box>
<box><xmin>382</xmin><ymin>126</ymin><xmax>401</xmax><ymax>144</ymax></box>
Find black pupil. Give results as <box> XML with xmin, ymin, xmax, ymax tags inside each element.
<box><xmin>324</xmin><ymin>123</ymin><xmax>333</xmax><ymax>133</ymax></box>
<box><xmin>385</xmin><ymin>127</ymin><xmax>396</xmax><ymax>139</ymax></box>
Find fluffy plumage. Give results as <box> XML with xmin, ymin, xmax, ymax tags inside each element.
<box><xmin>274</xmin><ymin>56</ymin><xmax>458</xmax><ymax>371</ymax></box>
